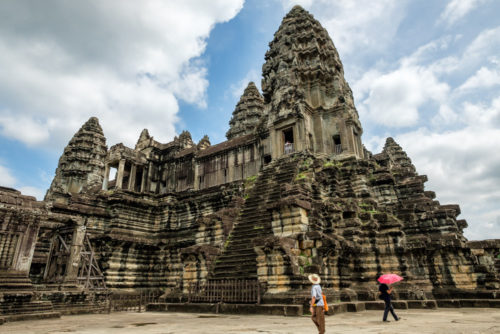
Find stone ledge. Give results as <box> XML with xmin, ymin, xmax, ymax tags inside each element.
<box><xmin>438</xmin><ymin>299</ymin><xmax>500</xmax><ymax>308</ymax></box>
<box><xmin>0</xmin><ymin>311</ymin><xmax>60</xmax><ymax>324</ymax></box>
<box><xmin>146</xmin><ymin>303</ymin><xmax>303</xmax><ymax>316</ymax></box>
<box><xmin>332</xmin><ymin>300</ymin><xmax>435</xmax><ymax>313</ymax></box>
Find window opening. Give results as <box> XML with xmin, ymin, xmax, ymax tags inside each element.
<box><xmin>283</xmin><ymin>128</ymin><xmax>294</xmax><ymax>154</ymax></box>
<box><xmin>333</xmin><ymin>135</ymin><xmax>342</xmax><ymax>154</ymax></box>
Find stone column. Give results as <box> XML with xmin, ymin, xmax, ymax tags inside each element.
<box><xmin>102</xmin><ymin>163</ymin><xmax>110</xmax><ymax>190</ymax></box>
<box><xmin>349</xmin><ymin>125</ymin><xmax>361</xmax><ymax>157</ymax></box>
<box><xmin>193</xmin><ymin>160</ymin><xmax>200</xmax><ymax>190</ymax></box>
<box><xmin>128</xmin><ymin>164</ymin><xmax>137</xmax><ymax>191</ymax></box>
<box><xmin>140</xmin><ymin>166</ymin><xmax>147</xmax><ymax>193</ymax></box>
<box><xmin>116</xmin><ymin>159</ymin><xmax>126</xmax><ymax>189</ymax></box>
<box><xmin>12</xmin><ymin>218</ymin><xmax>40</xmax><ymax>273</ymax></box>
<box><xmin>64</xmin><ymin>223</ymin><xmax>86</xmax><ymax>283</ymax></box>
<box><xmin>145</xmin><ymin>162</ymin><xmax>154</xmax><ymax>192</ymax></box>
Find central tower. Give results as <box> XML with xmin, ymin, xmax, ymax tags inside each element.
<box><xmin>262</xmin><ymin>5</ymin><xmax>364</xmax><ymax>158</ymax></box>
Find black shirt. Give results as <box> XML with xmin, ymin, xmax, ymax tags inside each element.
<box><xmin>379</xmin><ymin>283</ymin><xmax>390</xmax><ymax>300</ymax></box>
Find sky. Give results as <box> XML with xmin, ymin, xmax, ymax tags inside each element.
<box><xmin>0</xmin><ymin>0</ymin><xmax>499</xmax><ymax>240</ymax></box>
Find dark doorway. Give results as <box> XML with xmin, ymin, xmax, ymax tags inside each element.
<box><xmin>333</xmin><ymin>135</ymin><xmax>342</xmax><ymax>154</ymax></box>
<box><xmin>283</xmin><ymin>128</ymin><xmax>294</xmax><ymax>154</ymax></box>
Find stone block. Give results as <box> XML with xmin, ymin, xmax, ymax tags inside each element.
<box><xmin>332</xmin><ymin>303</ymin><xmax>348</xmax><ymax>314</ymax></box>
<box><xmin>392</xmin><ymin>301</ymin><xmax>408</xmax><ymax>309</ymax></box>
<box><xmin>489</xmin><ymin>300</ymin><xmax>500</xmax><ymax>308</ymax></box>
<box><xmin>301</xmin><ymin>240</ymin><xmax>315</xmax><ymax>249</ymax></box>
<box><xmin>364</xmin><ymin>301</ymin><xmax>385</xmax><ymax>310</ymax></box>
<box><xmin>407</xmin><ymin>300</ymin><xmax>437</xmax><ymax>309</ymax></box>
<box><xmin>346</xmin><ymin>302</ymin><xmax>365</xmax><ymax>312</ymax></box>
<box><xmin>437</xmin><ymin>300</ymin><xmax>461</xmax><ymax>308</ymax></box>
<box><xmin>460</xmin><ymin>299</ymin><xmax>490</xmax><ymax>308</ymax></box>
<box><xmin>146</xmin><ymin>303</ymin><xmax>168</xmax><ymax>311</ymax></box>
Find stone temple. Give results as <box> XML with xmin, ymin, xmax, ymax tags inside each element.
<box><xmin>1</xmin><ymin>6</ymin><xmax>499</xmax><ymax>322</ymax></box>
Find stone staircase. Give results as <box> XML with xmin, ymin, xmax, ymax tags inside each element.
<box><xmin>0</xmin><ymin>271</ymin><xmax>34</xmax><ymax>291</ymax></box>
<box><xmin>41</xmin><ymin>289</ymin><xmax>109</xmax><ymax>315</ymax></box>
<box><xmin>0</xmin><ymin>272</ymin><xmax>60</xmax><ymax>323</ymax></box>
<box><xmin>211</xmin><ymin>155</ymin><xmax>300</xmax><ymax>279</ymax></box>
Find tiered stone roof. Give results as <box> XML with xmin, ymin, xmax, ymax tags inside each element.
<box><xmin>45</xmin><ymin>117</ymin><xmax>107</xmax><ymax>200</ymax></box>
<box><xmin>226</xmin><ymin>82</ymin><xmax>264</xmax><ymax>140</ymax></box>
<box><xmin>262</xmin><ymin>5</ymin><xmax>357</xmax><ymax>118</ymax></box>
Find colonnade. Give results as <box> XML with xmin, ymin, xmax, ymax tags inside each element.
<box><xmin>102</xmin><ymin>159</ymin><xmax>147</xmax><ymax>192</ymax></box>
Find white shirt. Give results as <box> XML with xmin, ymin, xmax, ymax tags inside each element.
<box><xmin>311</xmin><ymin>284</ymin><xmax>324</xmax><ymax>306</ymax></box>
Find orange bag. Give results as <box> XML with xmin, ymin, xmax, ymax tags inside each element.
<box><xmin>322</xmin><ymin>294</ymin><xmax>328</xmax><ymax>312</ymax></box>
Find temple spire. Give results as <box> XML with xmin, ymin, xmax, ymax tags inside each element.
<box><xmin>261</xmin><ymin>5</ymin><xmax>356</xmax><ymax>114</ymax></box>
<box><xmin>226</xmin><ymin>82</ymin><xmax>264</xmax><ymax>140</ymax></box>
<box><xmin>45</xmin><ymin>117</ymin><xmax>107</xmax><ymax>202</ymax></box>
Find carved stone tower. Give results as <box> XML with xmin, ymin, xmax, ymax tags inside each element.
<box><xmin>45</xmin><ymin>117</ymin><xmax>107</xmax><ymax>203</ymax></box>
<box><xmin>262</xmin><ymin>5</ymin><xmax>364</xmax><ymax>158</ymax></box>
<box><xmin>226</xmin><ymin>82</ymin><xmax>265</xmax><ymax>140</ymax></box>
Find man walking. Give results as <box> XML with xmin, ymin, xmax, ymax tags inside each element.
<box><xmin>379</xmin><ymin>282</ymin><xmax>399</xmax><ymax>322</ymax></box>
<box><xmin>309</xmin><ymin>274</ymin><xmax>325</xmax><ymax>334</ymax></box>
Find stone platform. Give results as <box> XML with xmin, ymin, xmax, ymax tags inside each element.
<box><xmin>145</xmin><ymin>298</ymin><xmax>499</xmax><ymax>317</ymax></box>
<box><xmin>2</xmin><ymin>309</ymin><xmax>500</xmax><ymax>334</ymax></box>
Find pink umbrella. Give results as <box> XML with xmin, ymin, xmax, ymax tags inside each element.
<box><xmin>378</xmin><ymin>274</ymin><xmax>403</xmax><ymax>285</ymax></box>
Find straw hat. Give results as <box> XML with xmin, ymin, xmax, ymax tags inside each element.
<box><xmin>308</xmin><ymin>274</ymin><xmax>321</xmax><ymax>284</ymax></box>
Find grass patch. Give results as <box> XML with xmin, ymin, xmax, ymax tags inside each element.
<box><xmin>361</xmin><ymin>209</ymin><xmax>379</xmax><ymax>214</ymax></box>
<box><xmin>323</xmin><ymin>160</ymin><xmax>342</xmax><ymax>168</ymax></box>
<box><xmin>246</xmin><ymin>175</ymin><xmax>257</xmax><ymax>183</ymax></box>
<box><xmin>224</xmin><ymin>235</ymin><xmax>232</xmax><ymax>249</ymax></box>
<box><xmin>295</xmin><ymin>172</ymin><xmax>307</xmax><ymax>181</ymax></box>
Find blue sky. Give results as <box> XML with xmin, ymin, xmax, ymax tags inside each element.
<box><xmin>0</xmin><ymin>0</ymin><xmax>499</xmax><ymax>240</ymax></box>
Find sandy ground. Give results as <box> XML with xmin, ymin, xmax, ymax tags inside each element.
<box><xmin>1</xmin><ymin>309</ymin><xmax>500</xmax><ymax>334</ymax></box>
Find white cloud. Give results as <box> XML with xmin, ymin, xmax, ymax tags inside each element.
<box><xmin>0</xmin><ymin>165</ymin><xmax>17</xmax><ymax>188</ymax></box>
<box><xmin>0</xmin><ymin>164</ymin><xmax>45</xmax><ymax>200</ymax></box>
<box><xmin>462</xmin><ymin>96</ymin><xmax>500</xmax><ymax>127</ymax></box>
<box><xmin>0</xmin><ymin>0</ymin><xmax>244</xmax><ymax>150</ymax></box>
<box><xmin>356</xmin><ymin>22</ymin><xmax>500</xmax><ymax>240</ymax></box>
<box><xmin>229</xmin><ymin>69</ymin><xmax>261</xmax><ymax>100</ymax></box>
<box><xmin>458</xmin><ymin>66</ymin><xmax>500</xmax><ymax>91</ymax></box>
<box><xmin>280</xmin><ymin>0</ymin><xmax>409</xmax><ymax>56</ymax></box>
<box><xmin>440</xmin><ymin>0</ymin><xmax>489</xmax><ymax>26</ymax></box>
<box><xmin>433</xmin><ymin>26</ymin><xmax>500</xmax><ymax>75</ymax></box>
<box><xmin>18</xmin><ymin>186</ymin><xmax>46</xmax><ymax>201</ymax></box>
<box><xmin>0</xmin><ymin>113</ymin><xmax>50</xmax><ymax>145</ymax></box>
<box><xmin>431</xmin><ymin>104</ymin><xmax>459</xmax><ymax>127</ymax></box>
<box><xmin>393</xmin><ymin>94</ymin><xmax>500</xmax><ymax>240</ymax></box>
<box><xmin>358</xmin><ymin>66</ymin><xmax>449</xmax><ymax>127</ymax></box>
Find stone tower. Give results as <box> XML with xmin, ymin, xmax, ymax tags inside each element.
<box><xmin>45</xmin><ymin>117</ymin><xmax>107</xmax><ymax>203</ymax></box>
<box><xmin>262</xmin><ymin>5</ymin><xmax>363</xmax><ymax>159</ymax></box>
<box><xmin>0</xmin><ymin>5</ymin><xmax>496</xmax><ymax>318</ymax></box>
<box><xmin>226</xmin><ymin>82</ymin><xmax>265</xmax><ymax>140</ymax></box>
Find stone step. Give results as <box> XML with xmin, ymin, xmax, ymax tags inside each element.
<box><xmin>215</xmin><ymin>260</ymin><xmax>255</xmax><ymax>268</ymax></box>
<box><xmin>230</xmin><ymin>230</ymin><xmax>271</xmax><ymax>239</ymax></box>
<box><xmin>214</xmin><ymin>260</ymin><xmax>257</xmax><ymax>270</ymax></box>
<box><xmin>0</xmin><ymin>311</ymin><xmax>60</xmax><ymax>323</ymax></box>
<box><xmin>147</xmin><ymin>303</ymin><xmax>303</xmax><ymax>316</ymax></box>
<box><xmin>214</xmin><ymin>254</ymin><xmax>258</xmax><ymax>262</ymax></box>
<box><xmin>232</xmin><ymin>220</ymin><xmax>271</xmax><ymax>227</ymax></box>
<box><xmin>211</xmin><ymin>273</ymin><xmax>257</xmax><ymax>280</ymax></box>
<box><xmin>212</xmin><ymin>156</ymin><xmax>299</xmax><ymax>278</ymax></box>
<box><xmin>216</xmin><ymin>249</ymin><xmax>255</xmax><ymax>257</ymax></box>
<box><xmin>52</xmin><ymin>304</ymin><xmax>107</xmax><ymax>315</ymax></box>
